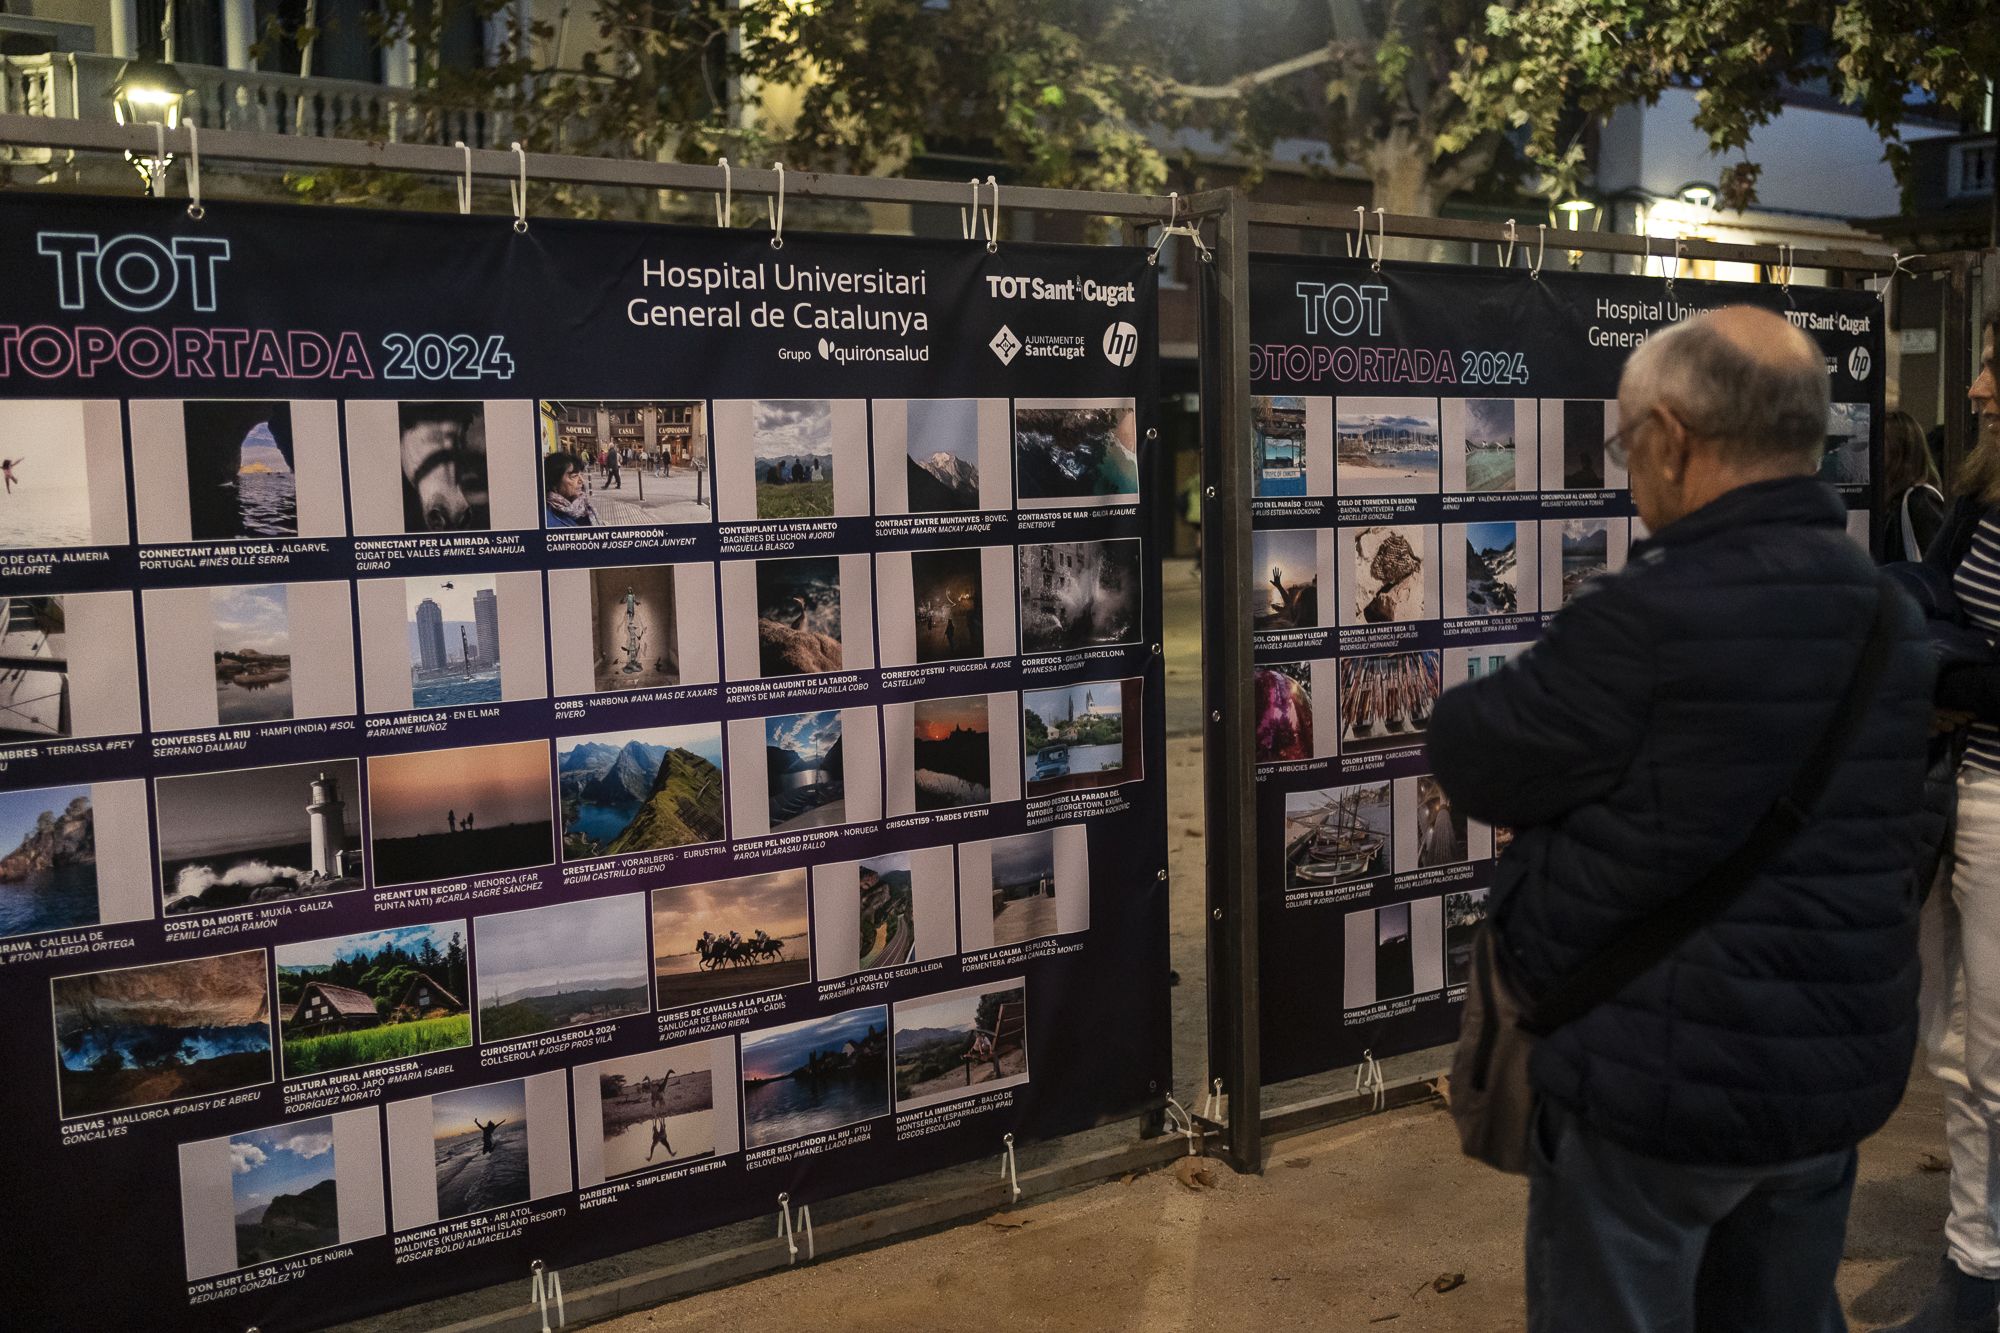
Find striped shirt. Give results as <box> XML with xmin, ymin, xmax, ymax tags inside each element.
<box><xmin>1955</xmin><ymin>513</ymin><xmax>2000</xmax><ymax>772</ymax></box>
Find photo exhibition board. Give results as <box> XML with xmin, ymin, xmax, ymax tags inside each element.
<box><xmin>1238</xmin><ymin>255</ymin><xmax>1884</xmax><ymax>1086</ymax></box>
<box><xmin>0</xmin><ymin>193</ymin><xmax>1170</xmax><ymax>1331</ymax></box>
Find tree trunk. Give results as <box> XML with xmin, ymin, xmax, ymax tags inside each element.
<box><xmin>1366</xmin><ymin>127</ymin><xmax>1448</xmax><ymax>262</ymax></box>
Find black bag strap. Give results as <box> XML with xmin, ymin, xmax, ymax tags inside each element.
<box><xmin>1525</xmin><ymin>578</ymin><xmax>1900</xmax><ymax>1035</ymax></box>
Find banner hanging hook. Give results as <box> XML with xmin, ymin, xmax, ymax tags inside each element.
<box><xmin>453</xmin><ymin>140</ymin><xmax>472</xmax><ymax>216</ymax></box>
<box><xmin>1500</xmin><ymin>219</ymin><xmax>1516</xmax><ymax>269</ymax></box>
<box><xmin>1368</xmin><ymin>207</ymin><xmax>1385</xmax><ymax>272</ymax></box>
<box><xmin>960</xmin><ymin>177</ymin><xmax>980</xmax><ymax>240</ymax></box>
<box><xmin>184</xmin><ymin>122</ymin><xmax>204</xmax><ymax>220</ymax></box>
<box><xmin>1148</xmin><ymin>193</ymin><xmax>1180</xmax><ymax>266</ymax></box>
<box><xmin>1347</xmin><ymin>204</ymin><xmax>1365</xmax><ymax>259</ymax></box>
<box><xmin>768</xmin><ymin>162</ymin><xmax>786</xmax><ymax>250</ymax></box>
<box><xmin>1666</xmin><ymin>234</ymin><xmax>1683</xmax><ymax>297</ymax></box>
<box><xmin>983</xmin><ymin>175</ymin><xmax>999</xmax><ymax>252</ymax></box>
<box><xmin>1641</xmin><ymin>227</ymin><xmax>1653</xmax><ymax>279</ymax></box>
<box><xmin>714</xmin><ymin>156</ymin><xmax>733</xmax><ymax>228</ymax></box>
<box><xmin>150</xmin><ymin>123</ymin><xmax>167</xmax><ymax>199</ymax></box>
<box><xmin>1778</xmin><ymin>243</ymin><xmax>1793</xmax><ymax>292</ymax></box>
<box><xmin>1528</xmin><ymin>224</ymin><xmax>1546</xmax><ymax>281</ymax></box>
<box><xmin>508</xmin><ymin>142</ymin><xmax>529</xmax><ymax>233</ymax></box>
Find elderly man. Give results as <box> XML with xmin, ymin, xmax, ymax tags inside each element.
<box><xmin>1428</xmin><ymin>306</ymin><xmax>1935</xmax><ymax>1332</ymax></box>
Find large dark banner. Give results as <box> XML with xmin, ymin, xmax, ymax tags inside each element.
<box><xmin>1239</xmin><ymin>256</ymin><xmax>1882</xmax><ymax>1085</ymax></box>
<box><xmin>0</xmin><ymin>193</ymin><xmax>1170</xmax><ymax>1330</ymax></box>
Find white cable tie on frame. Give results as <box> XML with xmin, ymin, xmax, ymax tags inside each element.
<box><xmin>1355</xmin><ymin>1050</ymin><xmax>1386</xmax><ymax>1113</ymax></box>
<box><xmin>1501</xmin><ymin>219</ymin><xmax>1517</xmax><ymax>269</ymax></box>
<box><xmin>984</xmin><ymin>175</ymin><xmax>1000</xmax><ymax>252</ymax></box>
<box><xmin>1641</xmin><ymin>227</ymin><xmax>1653</xmax><ymax>279</ymax></box>
<box><xmin>1666</xmin><ymin>234</ymin><xmax>1684</xmax><ymax>296</ymax></box>
<box><xmin>150</xmin><ymin>123</ymin><xmax>167</xmax><ymax>198</ymax></box>
<box><xmin>1201</xmin><ymin>1076</ymin><xmax>1224</xmax><ymax>1122</ymax></box>
<box><xmin>508</xmin><ymin>141</ymin><xmax>529</xmax><ymax>233</ymax></box>
<box><xmin>452</xmin><ymin>140</ymin><xmax>472</xmax><ymax>216</ymax></box>
<box><xmin>768</xmin><ymin>162</ymin><xmax>786</xmax><ymax>250</ymax></box>
<box><xmin>1161</xmin><ymin>1095</ymin><xmax>1200</xmax><ymax>1155</ymax></box>
<box><xmin>1348</xmin><ymin>203</ymin><xmax>1366</xmax><ymax>258</ymax></box>
<box><xmin>184</xmin><ymin>122</ymin><xmax>204</xmax><ymax>219</ymax></box>
<box><xmin>1529</xmin><ymin>223</ymin><xmax>1546</xmax><ymax>281</ymax></box>
<box><xmin>961</xmin><ymin>176</ymin><xmax>980</xmax><ymax>239</ymax></box>
<box><xmin>1149</xmin><ymin>193</ymin><xmax>1180</xmax><ymax>266</ymax></box>
<box><xmin>1000</xmin><ymin>1132</ymin><xmax>1021</xmax><ymax>1201</ymax></box>
<box><xmin>715</xmin><ymin>156</ymin><xmax>733</xmax><ymax>228</ymax></box>
<box><xmin>529</xmin><ymin>1260</ymin><xmax>565</xmax><ymax>1331</ymax></box>
<box><xmin>776</xmin><ymin>1192</ymin><xmax>797</xmax><ymax>1262</ymax></box>
<box><xmin>1369</xmin><ymin>207</ymin><xmax>1385</xmax><ymax>272</ymax></box>
<box><xmin>800</xmin><ymin>1204</ymin><xmax>815</xmax><ymax>1261</ymax></box>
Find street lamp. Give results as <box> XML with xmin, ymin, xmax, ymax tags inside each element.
<box><xmin>1675</xmin><ymin>182</ymin><xmax>1719</xmax><ymax>212</ymax></box>
<box><xmin>1552</xmin><ymin>194</ymin><xmax>1601</xmax><ymax>270</ymax></box>
<box><xmin>108</xmin><ymin>57</ymin><xmax>193</xmax><ymax>193</ymax></box>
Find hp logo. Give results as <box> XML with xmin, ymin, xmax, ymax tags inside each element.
<box><xmin>1102</xmin><ymin>321</ymin><xmax>1139</xmax><ymax>368</ymax></box>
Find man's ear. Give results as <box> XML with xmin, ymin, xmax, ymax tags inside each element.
<box><xmin>1653</xmin><ymin>406</ymin><xmax>1693</xmax><ymax>482</ymax></box>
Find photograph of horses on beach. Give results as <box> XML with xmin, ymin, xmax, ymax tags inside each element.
<box><xmin>651</xmin><ymin>869</ymin><xmax>812</xmax><ymax>1011</ymax></box>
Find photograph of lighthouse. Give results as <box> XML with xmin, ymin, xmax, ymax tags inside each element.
<box><xmin>181</xmin><ymin>401</ymin><xmax>297</xmax><ymax>539</ymax></box>
<box><xmin>1335</xmin><ymin>396</ymin><xmax>1441</xmax><ymax>495</ymax></box>
<box><xmin>405</xmin><ymin>574</ymin><xmax>503</xmax><ymax>709</ymax></box>
<box><xmin>367</xmin><ymin>740</ymin><xmax>555</xmax><ymax>886</ymax></box>
<box><xmin>156</xmin><ymin>759</ymin><xmax>365</xmax><ymax>916</ymax></box>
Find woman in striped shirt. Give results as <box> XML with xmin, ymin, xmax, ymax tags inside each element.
<box><xmin>1894</xmin><ymin>311</ymin><xmax>2000</xmax><ymax>1333</ymax></box>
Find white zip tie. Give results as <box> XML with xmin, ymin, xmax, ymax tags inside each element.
<box><xmin>1500</xmin><ymin>219</ymin><xmax>1516</xmax><ymax>268</ymax></box>
<box><xmin>768</xmin><ymin>162</ymin><xmax>786</xmax><ymax>250</ymax></box>
<box><xmin>150</xmin><ymin>123</ymin><xmax>167</xmax><ymax>198</ymax></box>
<box><xmin>1348</xmin><ymin>204</ymin><xmax>1365</xmax><ymax>258</ymax></box>
<box><xmin>508</xmin><ymin>141</ymin><xmax>528</xmax><ymax>233</ymax></box>
<box><xmin>1641</xmin><ymin>226</ymin><xmax>1653</xmax><ymax>278</ymax></box>
<box><xmin>715</xmin><ymin>156</ymin><xmax>733</xmax><ymax>228</ymax></box>
<box><xmin>1776</xmin><ymin>242</ymin><xmax>1793</xmax><ymax>291</ymax></box>
<box><xmin>529</xmin><ymin>1260</ymin><xmax>565</xmax><ymax>1331</ymax></box>
<box><xmin>983</xmin><ymin>175</ymin><xmax>1000</xmax><ymax>252</ymax></box>
<box><xmin>1368</xmin><ymin>207</ymin><xmax>1385</xmax><ymax>272</ymax></box>
<box><xmin>1161</xmin><ymin>1095</ymin><xmax>1201</xmax><ymax>1155</ymax></box>
<box><xmin>777</xmin><ymin>1192</ymin><xmax>813</xmax><ymax>1263</ymax></box>
<box><xmin>453</xmin><ymin>140</ymin><xmax>471</xmax><ymax>216</ymax></box>
<box><xmin>184</xmin><ymin>122</ymin><xmax>204</xmax><ymax>218</ymax></box>
<box><xmin>1666</xmin><ymin>234</ymin><xmax>1683</xmax><ymax>296</ymax></box>
<box><xmin>1149</xmin><ymin>192</ymin><xmax>1213</xmax><ymax>267</ymax></box>
<box><xmin>1000</xmin><ymin>1132</ymin><xmax>1021</xmax><ymax>1202</ymax></box>
<box><xmin>960</xmin><ymin>177</ymin><xmax>980</xmax><ymax>239</ymax></box>
<box><xmin>1200</xmin><ymin>1076</ymin><xmax>1224</xmax><ymax>1122</ymax></box>
<box><xmin>1529</xmin><ymin>223</ymin><xmax>1546</xmax><ymax>281</ymax></box>
<box><xmin>1874</xmin><ymin>250</ymin><xmax>1922</xmax><ymax>304</ymax></box>
<box><xmin>1355</xmin><ymin>1050</ymin><xmax>1386</xmax><ymax>1113</ymax></box>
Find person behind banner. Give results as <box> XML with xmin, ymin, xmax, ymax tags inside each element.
<box><xmin>1428</xmin><ymin>305</ymin><xmax>1934</xmax><ymax>1333</ymax></box>
<box><xmin>1884</xmin><ymin>408</ymin><xmax>1946</xmax><ymax>563</ymax></box>
<box><xmin>544</xmin><ymin>451</ymin><xmax>599</xmax><ymax>528</ymax></box>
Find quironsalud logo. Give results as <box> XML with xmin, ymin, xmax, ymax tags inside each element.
<box><xmin>818</xmin><ymin>337</ymin><xmax>834</xmax><ymax>360</ymax></box>
<box><xmin>989</xmin><ymin>325</ymin><xmax>1022</xmax><ymax>365</ymax></box>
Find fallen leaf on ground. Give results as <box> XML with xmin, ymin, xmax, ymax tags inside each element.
<box><xmin>1282</xmin><ymin>1157</ymin><xmax>1312</xmax><ymax>1169</ymax></box>
<box><xmin>1119</xmin><ymin>1172</ymin><xmax>1137</xmax><ymax>1185</ymax></box>
<box><xmin>1919</xmin><ymin>1153</ymin><xmax>1950</xmax><ymax>1173</ymax></box>
<box><xmin>1368</xmin><ymin>1316</ymin><xmax>1400</xmax><ymax>1324</ymax></box>
<box><xmin>1174</xmin><ymin>1158</ymin><xmax>1217</xmax><ymax>1190</ymax></box>
<box><xmin>1430</xmin><ymin>1075</ymin><xmax>1452</xmax><ymax>1107</ymax></box>
<box><xmin>984</xmin><ymin>1214</ymin><xmax>1030</xmax><ymax>1230</ymax></box>
<box><xmin>1433</xmin><ymin>1272</ymin><xmax>1466</xmax><ymax>1294</ymax></box>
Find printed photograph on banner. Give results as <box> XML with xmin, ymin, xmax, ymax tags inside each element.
<box><xmin>355</xmin><ymin>571</ymin><xmax>547</xmax><ymax>714</ymax></box>
<box><xmin>651</xmin><ymin>869</ymin><xmax>813</xmax><ymax>1010</ymax></box>
<box><xmin>811</xmin><ymin>846</ymin><xmax>958</xmax><ymax>981</ymax></box>
<box><xmin>1393</xmin><ymin>774</ymin><xmax>1485</xmax><ymax>872</ymax></box>
<box><xmin>556</xmin><ymin>722</ymin><xmax>726</xmax><ymax>862</ymax></box>
<box><xmin>367</xmin><ymin>740</ymin><xmax>555</xmax><ymax>886</ymax></box>
<box><xmin>0</xmin><ymin>400</ymin><xmax>128</xmax><ymax>549</ymax></box>
<box><xmin>1283</xmin><ymin>780</ymin><xmax>1391</xmax><ymax>889</ymax></box>
<box><xmin>1252</xmin><ymin>527</ymin><xmax>1328</xmax><ymax>633</ymax></box>
<box><xmin>726</xmin><ymin>706</ymin><xmax>882</xmax><ymax>839</ymax></box>
<box><xmin>718</xmin><ymin>553</ymin><xmax>875</xmax><ymax>682</ymax></box>
<box><xmin>1337</xmin><ymin>649</ymin><xmax>1441</xmax><ymax>754</ymax></box>
<box><xmin>1013</xmin><ymin>398</ymin><xmax>1140</xmax><ymax>507</ymax></box>
<box><xmin>871</xmin><ymin>398</ymin><xmax>1014</xmax><ymax>514</ymax></box>
<box><xmin>129</xmin><ymin>400</ymin><xmax>347</xmax><ymax>543</ymax></box>
<box><xmin>1255</xmin><ymin>660</ymin><xmax>1336</xmax><ymax>764</ymax></box>
<box><xmin>0</xmin><ymin>591</ymin><xmax>142</xmax><ymax>742</ymax></box>
<box><xmin>1340</xmin><ymin>524</ymin><xmax>1433</xmax><ymax>625</ymax></box>
<box><xmin>1342</xmin><ymin>897</ymin><xmax>1445</xmax><ymax>1009</ymax></box>
<box><xmin>1440</xmin><ymin>397</ymin><xmax>1538</xmax><ymax>493</ymax></box>
<box><xmin>384</xmin><ymin>1072</ymin><xmax>569</xmax><ymax>1230</ymax></box>
<box><xmin>711</xmin><ymin>399</ymin><xmax>870</xmax><ymax>523</ymax></box>
<box><xmin>1445</xmin><ymin>889</ymin><xmax>1491</xmax><ymax>988</ymax></box>
<box><xmin>882</xmin><ymin>691</ymin><xmax>1022</xmax><ymax>816</ymax></box>
<box><xmin>545</xmin><ymin>561</ymin><xmax>719</xmax><ymax>697</ymax></box>
<box><xmin>1538</xmin><ymin>399</ymin><xmax>1627</xmax><ymax>492</ymax></box>
<box><xmin>342</xmin><ymin>399</ymin><xmax>539</xmax><ymax>535</ymax></box>
<box><xmin>1443</xmin><ymin>640</ymin><xmax>1533</xmax><ymax>688</ymax></box>
<box><xmin>538</xmin><ymin>399</ymin><xmax>712</xmax><ymax>527</ymax></box>
<box><xmin>142</xmin><ymin>580</ymin><xmax>357</xmax><ymax>732</ymax></box>
<box><xmin>50</xmin><ymin>949</ymin><xmax>272</xmax><ymax>1119</ymax></box>
<box><xmin>1540</xmin><ymin>517</ymin><xmax>1630</xmax><ymax>609</ymax></box>
<box><xmin>957</xmin><ymin>824</ymin><xmax>1091</xmax><ymax>951</ymax></box>
<box><xmin>1335</xmin><ymin>396</ymin><xmax>1440</xmax><ymax>496</ymax></box>
<box><xmin>1022</xmin><ymin>678</ymin><xmax>1142</xmax><ymax>797</ymax></box>
<box><xmin>766</xmin><ymin>708</ymin><xmax>846</xmax><ymax>830</ymax></box>
<box><xmin>572</xmin><ymin>1038</ymin><xmax>739</xmax><ymax>1186</ymax></box>
<box><xmin>893</xmin><ymin>980</ymin><xmax>1029</xmax><ymax>1111</ymax></box>
<box><xmin>740</xmin><ymin>1006</ymin><xmax>891</xmax><ymax>1148</ymax></box>
<box><xmin>1016</xmin><ymin>538</ymin><xmax>1142</xmax><ymax>655</ymax></box>
<box><xmin>876</xmin><ymin>545</ymin><xmax>1016</xmax><ymax>668</ymax></box>
<box><xmin>0</xmin><ymin>779</ymin><xmax>151</xmax><ymax>942</ymax></box>
<box><xmin>1440</xmin><ymin>521</ymin><xmax>1539</xmax><ymax>620</ymax></box>
<box><xmin>176</xmin><ymin>1109</ymin><xmax>384</xmax><ymax>1282</ymax></box>
<box><xmin>156</xmin><ymin>759</ymin><xmax>365</xmax><ymax>916</ymax></box>
<box><xmin>1820</xmin><ymin>402</ymin><xmax>1871</xmax><ymax>485</ymax></box>
<box><xmin>275</xmin><ymin>921</ymin><xmax>471</xmax><ymax>1077</ymax></box>
<box><xmin>1253</xmin><ymin>395</ymin><xmax>1308</xmax><ymax>496</ymax></box>
<box><xmin>474</xmin><ymin>894</ymin><xmax>651</xmax><ymax>1042</ymax></box>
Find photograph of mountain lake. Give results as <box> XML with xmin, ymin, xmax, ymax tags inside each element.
<box><xmin>652</xmin><ymin>869</ymin><xmax>812</xmax><ymax>1009</ymax></box>
<box><xmin>157</xmin><ymin>759</ymin><xmax>364</xmax><ymax>915</ymax></box>
<box><xmin>592</xmin><ymin>1046</ymin><xmax>718</xmax><ymax>1178</ymax></box>
<box><xmin>558</xmin><ymin>722</ymin><xmax>726</xmax><ymax>862</ymax></box>
<box><xmin>432</xmin><ymin>1080</ymin><xmax>530</xmax><ymax>1219</ymax></box>
<box><xmin>183</xmin><ymin>401</ymin><xmax>297</xmax><ymax>540</ymax></box>
<box><xmin>475</xmin><ymin>894</ymin><xmax>650</xmax><ymax>1042</ymax></box>
<box><xmin>894</xmin><ymin>982</ymin><xmax>1028</xmax><ymax>1110</ymax></box>
<box><xmin>276</xmin><ymin>921</ymin><xmax>471</xmax><ymax>1076</ymax></box>
<box><xmin>741</xmin><ymin>1006</ymin><xmax>890</xmax><ymax>1148</ymax></box>
<box><xmin>211</xmin><ymin>583</ymin><xmax>294</xmax><ymax>724</ymax></box>
<box><xmin>905</xmin><ymin>398</ymin><xmax>981</xmax><ymax>511</ymax></box>
<box><xmin>913</xmin><ymin>693</ymin><xmax>992</xmax><ymax>811</ymax></box>
<box><xmin>228</xmin><ymin>1117</ymin><xmax>339</xmax><ymax>1269</ymax></box>
<box><xmin>752</xmin><ymin>400</ymin><xmax>836</xmax><ymax>519</ymax></box>
<box><xmin>0</xmin><ymin>783</ymin><xmax>97</xmax><ymax>939</ymax></box>
<box><xmin>51</xmin><ymin>949</ymin><xmax>272</xmax><ymax>1118</ymax></box>
<box><xmin>368</xmin><ymin>740</ymin><xmax>555</xmax><ymax>885</ymax></box>
<box><xmin>1456</xmin><ymin>398</ymin><xmax>1518</xmax><ymax>492</ymax></box>
<box><xmin>1558</xmin><ymin>519</ymin><xmax>1611</xmax><ymax>604</ymax></box>
<box><xmin>1014</xmin><ymin>401</ymin><xmax>1139</xmax><ymax>503</ymax></box>
<box><xmin>765</xmin><ymin>709</ymin><xmax>847</xmax><ymax>831</ymax></box>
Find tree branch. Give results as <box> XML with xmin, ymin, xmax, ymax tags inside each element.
<box><xmin>1170</xmin><ymin>44</ymin><xmax>1336</xmax><ymax>100</ymax></box>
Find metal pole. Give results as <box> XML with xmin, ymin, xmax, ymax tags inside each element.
<box><xmin>1202</xmin><ymin>188</ymin><xmax>1262</xmax><ymax>1173</ymax></box>
<box><xmin>1944</xmin><ymin>253</ymin><xmax>1975</xmax><ymax>495</ymax></box>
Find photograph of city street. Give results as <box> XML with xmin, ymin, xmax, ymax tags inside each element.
<box><xmin>538</xmin><ymin>400</ymin><xmax>712</xmax><ymax>526</ymax></box>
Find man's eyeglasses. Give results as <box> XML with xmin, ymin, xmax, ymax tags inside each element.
<box><xmin>1603</xmin><ymin>424</ymin><xmax>1632</xmax><ymax>469</ymax></box>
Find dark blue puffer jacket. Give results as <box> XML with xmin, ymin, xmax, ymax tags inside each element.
<box><xmin>1428</xmin><ymin>476</ymin><xmax>1935</xmax><ymax>1166</ymax></box>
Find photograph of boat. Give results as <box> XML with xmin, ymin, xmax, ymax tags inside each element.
<box><xmin>1283</xmin><ymin>782</ymin><xmax>1391</xmax><ymax>888</ymax></box>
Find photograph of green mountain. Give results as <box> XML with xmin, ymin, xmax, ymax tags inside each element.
<box><xmin>558</xmin><ymin>723</ymin><xmax>725</xmax><ymax>862</ymax></box>
<box><xmin>893</xmin><ymin>981</ymin><xmax>1028</xmax><ymax>1111</ymax></box>
<box><xmin>228</xmin><ymin>1117</ymin><xmax>338</xmax><ymax>1269</ymax></box>
<box><xmin>475</xmin><ymin>894</ymin><xmax>650</xmax><ymax>1042</ymax></box>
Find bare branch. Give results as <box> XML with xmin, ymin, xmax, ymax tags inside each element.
<box><xmin>1171</xmin><ymin>44</ymin><xmax>1336</xmax><ymax>100</ymax></box>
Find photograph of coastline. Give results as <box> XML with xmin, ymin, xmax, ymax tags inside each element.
<box><xmin>1442</xmin><ymin>397</ymin><xmax>1536</xmax><ymax>493</ymax></box>
<box><xmin>52</xmin><ymin>949</ymin><xmax>272</xmax><ymax>1118</ymax></box>
<box><xmin>384</xmin><ymin>1073</ymin><xmax>568</xmax><ymax>1230</ymax></box>
<box><xmin>651</xmin><ymin>869</ymin><xmax>813</xmax><ymax>1010</ymax></box>
<box><xmin>131</xmin><ymin>399</ymin><xmax>345</xmax><ymax>543</ymax></box>
<box><xmin>356</xmin><ymin>571</ymin><xmax>547</xmax><ymax>713</ymax></box>
<box><xmin>177</xmin><ymin>1109</ymin><xmax>384</xmax><ymax>1281</ymax></box>
<box><xmin>718</xmin><ymin>554</ymin><xmax>874</xmax><ymax>682</ymax></box>
<box><xmin>1017</xmin><ymin>539</ymin><xmax>1141</xmax><ymax>655</ymax></box>
<box><xmin>475</xmin><ymin>895</ymin><xmax>650</xmax><ymax>1042</ymax></box>
<box><xmin>1539</xmin><ymin>399</ymin><xmax>1626</xmax><ymax>492</ymax></box>
<box><xmin>958</xmin><ymin>824</ymin><xmax>1091</xmax><ymax>951</ymax></box>
<box><xmin>157</xmin><ymin>760</ymin><xmax>365</xmax><ymax>915</ymax></box>
<box><xmin>536</xmin><ymin>400</ymin><xmax>712</xmax><ymax>527</ymax></box>
<box><xmin>343</xmin><ymin>399</ymin><xmax>539</xmax><ymax>536</ymax></box>
<box><xmin>1341</xmin><ymin>524</ymin><xmax>1431</xmax><ymax>625</ymax></box>
<box><xmin>741</xmin><ymin>1006</ymin><xmax>891</xmax><ymax>1148</ymax></box>
<box><xmin>0</xmin><ymin>780</ymin><xmax>151</xmax><ymax>942</ymax></box>
<box><xmin>725</xmin><ymin>706</ymin><xmax>883</xmax><ymax>838</ymax></box>
<box><xmin>143</xmin><ymin>580</ymin><xmax>356</xmax><ymax>732</ymax></box>
<box><xmin>1014</xmin><ymin>399</ymin><xmax>1140</xmax><ymax>507</ymax></box>
<box><xmin>1336</xmin><ymin>396</ymin><xmax>1440</xmax><ymax>496</ymax></box>
<box><xmin>1539</xmin><ymin>517</ymin><xmax>1629</xmax><ymax>608</ymax></box>
<box><xmin>0</xmin><ymin>590</ymin><xmax>142</xmax><ymax>742</ymax></box>
<box><xmin>0</xmin><ymin>400</ymin><xmax>129</xmax><ymax>549</ymax></box>
<box><xmin>1337</xmin><ymin>650</ymin><xmax>1442</xmax><ymax>754</ymax></box>
<box><xmin>871</xmin><ymin>398</ymin><xmax>1013</xmax><ymax>513</ymax></box>
<box><xmin>875</xmin><ymin>545</ymin><xmax>1015</xmax><ymax>668</ymax></box>
<box><xmin>1342</xmin><ymin>897</ymin><xmax>1444</xmax><ymax>1009</ymax></box>
<box><xmin>1283</xmin><ymin>781</ymin><xmax>1391</xmax><ymax>889</ymax></box>
<box><xmin>1022</xmin><ymin>678</ymin><xmax>1141</xmax><ymax>796</ymax></box>
<box><xmin>276</xmin><ymin>921</ymin><xmax>471</xmax><ymax>1076</ymax></box>
<box><xmin>1821</xmin><ymin>402</ymin><xmax>1872</xmax><ymax>485</ymax></box>
<box><xmin>894</xmin><ymin>981</ymin><xmax>1029</xmax><ymax>1110</ymax></box>
<box><xmin>712</xmin><ymin>399</ymin><xmax>870</xmax><ymax>523</ymax></box>
<box><xmin>572</xmin><ymin>1039</ymin><xmax>738</xmax><ymax>1186</ymax></box>
<box><xmin>546</xmin><ymin>561</ymin><xmax>719</xmax><ymax>697</ymax></box>
<box><xmin>811</xmin><ymin>846</ymin><xmax>957</xmax><ymax>982</ymax></box>
<box><xmin>368</xmin><ymin>740</ymin><xmax>555</xmax><ymax>886</ymax></box>
<box><xmin>557</xmin><ymin>722</ymin><xmax>725</xmax><ymax>861</ymax></box>
<box><xmin>1252</xmin><ymin>527</ymin><xmax>1326</xmax><ymax>633</ymax></box>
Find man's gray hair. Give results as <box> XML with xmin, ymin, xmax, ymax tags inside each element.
<box><xmin>1621</xmin><ymin>312</ymin><xmax>1829</xmax><ymax>459</ymax></box>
